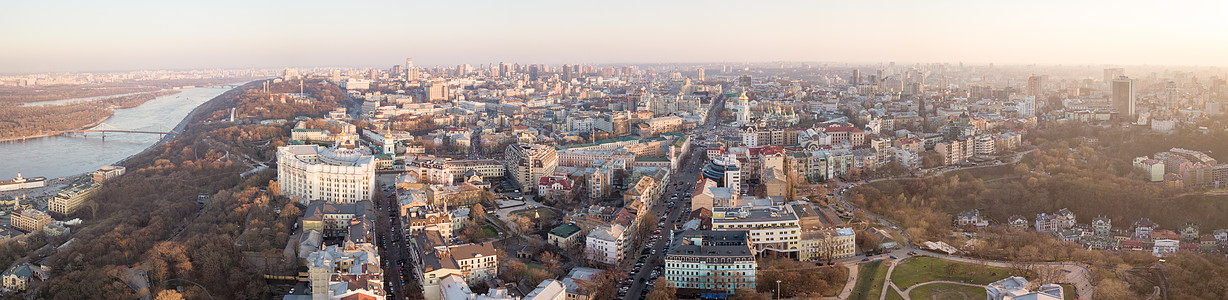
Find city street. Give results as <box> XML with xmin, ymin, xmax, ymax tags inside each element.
<box><xmin>622</xmin><ymin>97</ymin><xmax>722</xmax><ymax>299</ymax></box>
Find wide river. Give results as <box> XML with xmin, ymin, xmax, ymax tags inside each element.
<box><xmin>0</xmin><ymin>85</ymin><xmax>238</xmax><ymax>179</ymax></box>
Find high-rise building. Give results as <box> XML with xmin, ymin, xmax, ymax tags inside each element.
<box><xmin>1112</xmin><ymin>76</ymin><xmax>1136</xmax><ymax>117</ymax></box>
<box><xmin>504</xmin><ymin>144</ymin><xmax>559</xmax><ymax>194</ymax></box>
<box><xmin>696</xmin><ymin>67</ymin><xmax>705</xmax><ymax>81</ymax></box>
<box><xmin>406</xmin><ymin>58</ymin><xmax>420</xmax><ymax>81</ymax></box>
<box><xmin>1104</xmin><ymin>68</ymin><xmax>1124</xmax><ymax>87</ymax></box>
<box><xmin>1027</xmin><ymin>75</ymin><xmax>1043</xmax><ymax>97</ymax></box>
<box><xmin>428</xmin><ymin>80</ymin><xmax>449</xmax><ymax>101</ymax></box>
<box><xmin>851</xmin><ymin>69</ymin><xmax>861</xmax><ymax>86</ymax></box>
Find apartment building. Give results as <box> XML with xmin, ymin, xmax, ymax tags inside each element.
<box><xmin>504</xmin><ymin>144</ymin><xmax>559</xmax><ymax>194</ymax></box>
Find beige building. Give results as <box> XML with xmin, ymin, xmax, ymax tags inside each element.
<box><xmin>1</xmin><ymin>263</ymin><xmax>34</xmax><ymax>292</ymax></box>
<box><xmin>11</xmin><ymin>209</ymin><xmax>52</xmax><ymax>233</ymax></box>
<box><xmin>504</xmin><ymin>144</ymin><xmax>559</xmax><ymax>194</ymax></box>
<box><xmin>48</xmin><ymin>182</ymin><xmax>97</xmax><ymax>215</ymax></box>
<box><xmin>446</xmin><ymin>159</ymin><xmax>505</xmax><ymax>182</ymax></box>
<box><xmin>91</xmin><ymin>165</ymin><xmax>126</xmax><ymax>183</ymax></box>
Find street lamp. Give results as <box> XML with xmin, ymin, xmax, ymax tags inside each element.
<box><xmin>776</xmin><ymin>280</ymin><xmax>782</xmax><ymax>299</ymax></box>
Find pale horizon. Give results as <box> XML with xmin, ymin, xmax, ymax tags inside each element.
<box><xmin>3</xmin><ymin>0</ymin><xmax>1227</xmax><ymax>73</ymax></box>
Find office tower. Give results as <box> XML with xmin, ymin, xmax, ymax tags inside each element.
<box><xmin>1112</xmin><ymin>76</ymin><xmax>1136</xmax><ymax>117</ymax></box>
<box><xmin>696</xmin><ymin>67</ymin><xmax>705</xmax><ymax>81</ymax></box>
<box><xmin>499</xmin><ymin>63</ymin><xmax>511</xmax><ymax>77</ymax></box>
<box><xmin>1104</xmin><ymin>68</ymin><xmax>1124</xmax><ymax>87</ymax></box>
<box><xmin>562</xmin><ymin>64</ymin><xmax>573</xmax><ymax>81</ymax></box>
<box><xmin>851</xmin><ymin>69</ymin><xmax>861</xmax><ymax>86</ymax></box>
<box><xmin>456</xmin><ymin>64</ymin><xmax>468</xmax><ymax>76</ymax></box>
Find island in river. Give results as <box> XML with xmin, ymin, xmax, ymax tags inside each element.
<box><xmin>0</xmin><ymin>90</ymin><xmax>182</xmax><ymax>141</ymax></box>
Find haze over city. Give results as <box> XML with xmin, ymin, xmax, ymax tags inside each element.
<box><xmin>4</xmin><ymin>0</ymin><xmax>1228</xmax><ymax>73</ymax></box>
<box><xmin>3</xmin><ymin>1</ymin><xmax>1228</xmax><ymax>300</ymax></box>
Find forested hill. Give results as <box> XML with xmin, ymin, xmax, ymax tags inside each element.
<box><xmin>31</xmin><ymin>79</ymin><xmax>352</xmax><ymax>299</ymax></box>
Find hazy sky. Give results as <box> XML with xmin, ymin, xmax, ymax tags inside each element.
<box><xmin>2</xmin><ymin>0</ymin><xmax>1227</xmax><ymax>73</ymax></box>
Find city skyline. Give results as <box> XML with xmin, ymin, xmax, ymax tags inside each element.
<box><xmin>3</xmin><ymin>0</ymin><xmax>1228</xmax><ymax>73</ymax></box>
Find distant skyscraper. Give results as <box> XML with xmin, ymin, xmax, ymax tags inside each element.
<box><xmin>696</xmin><ymin>67</ymin><xmax>705</xmax><ymax>81</ymax></box>
<box><xmin>406</xmin><ymin>58</ymin><xmax>419</xmax><ymax>81</ymax></box>
<box><xmin>851</xmin><ymin>69</ymin><xmax>861</xmax><ymax>86</ymax></box>
<box><xmin>562</xmin><ymin>64</ymin><xmax>573</xmax><ymax>81</ymax></box>
<box><xmin>1112</xmin><ymin>76</ymin><xmax>1136</xmax><ymax>117</ymax></box>
<box><xmin>1027</xmin><ymin>75</ymin><xmax>1043</xmax><ymax>97</ymax></box>
<box><xmin>738</xmin><ymin>75</ymin><xmax>752</xmax><ymax>87</ymax></box>
<box><xmin>1104</xmin><ymin>68</ymin><xmax>1124</xmax><ymax>88</ymax></box>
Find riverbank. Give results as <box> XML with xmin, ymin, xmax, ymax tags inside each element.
<box><xmin>0</xmin><ymin>90</ymin><xmax>183</xmax><ymax>142</ymax></box>
<box><xmin>0</xmin><ymin>85</ymin><xmax>248</xmax><ymax>179</ymax></box>
<box><xmin>111</xmin><ymin>83</ymin><xmax>245</xmax><ymax>166</ymax></box>
<box><xmin>0</xmin><ymin>117</ymin><xmax>108</xmax><ymax>143</ymax></box>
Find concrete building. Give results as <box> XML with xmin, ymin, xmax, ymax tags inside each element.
<box><xmin>277</xmin><ymin>145</ymin><xmax>376</xmax><ymax>204</ymax></box>
<box><xmin>1112</xmin><ymin>76</ymin><xmax>1136</xmax><ymax>117</ymax></box>
<box><xmin>504</xmin><ymin>144</ymin><xmax>559</xmax><ymax>194</ymax></box>
<box><xmin>712</xmin><ymin>205</ymin><xmax>800</xmax><ymax>256</ymax></box>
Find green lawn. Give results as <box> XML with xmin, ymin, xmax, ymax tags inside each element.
<box><xmin>908</xmin><ymin>283</ymin><xmax>987</xmax><ymax>300</ymax></box>
<box><xmin>1060</xmin><ymin>284</ymin><xmax>1075</xmax><ymax>300</ymax></box>
<box><xmin>890</xmin><ymin>257</ymin><xmax>1018</xmax><ymax>289</ymax></box>
<box><xmin>481</xmin><ymin>225</ymin><xmax>498</xmax><ymax>237</ymax></box>
<box><xmin>850</xmin><ymin>261</ymin><xmax>889</xmax><ymax>300</ymax></box>
<box><xmin>886</xmin><ymin>288</ymin><xmax>906</xmax><ymax>300</ymax></box>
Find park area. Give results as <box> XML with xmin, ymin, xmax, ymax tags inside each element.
<box><xmin>851</xmin><ymin>256</ymin><xmax>1048</xmax><ymax>300</ymax></box>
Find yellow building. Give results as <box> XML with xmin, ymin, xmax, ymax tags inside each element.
<box><xmin>49</xmin><ymin>183</ymin><xmax>97</xmax><ymax>215</ymax></box>
<box><xmin>799</xmin><ymin>228</ymin><xmax>856</xmax><ymax>261</ymax></box>
<box><xmin>10</xmin><ymin>209</ymin><xmax>52</xmax><ymax>233</ymax></box>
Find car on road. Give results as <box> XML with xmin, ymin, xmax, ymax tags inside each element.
<box><xmin>889</xmin><ymin>255</ymin><xmax>898</xmax><ymax>259</ymax></box>
<box><xmin>861</xmin><ymin>258</ymin><xmax>870</xmax><ymax>262</ymax></box>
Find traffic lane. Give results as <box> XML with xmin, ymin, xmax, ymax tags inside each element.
<box><xmin>625</xmin><ymin>173</ymin><xmax>696</xmax><ymax>299</ymax></box>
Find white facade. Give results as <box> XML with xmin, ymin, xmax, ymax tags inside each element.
<box><xmin>278</xmin><ymin>145</ymin><xmax>377</xmax><ymax>204</ymax></box>
<box><xmin>585</xmin><ymin>224</ymin><xmax>627</xmax><ymax>265</ymax></box>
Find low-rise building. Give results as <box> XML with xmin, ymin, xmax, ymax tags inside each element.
<box><xmin>712</xmin><ymin>205</ymin><xmax>800</xmax><ymax>256</ymax></box>
<box><xmin>1</xmin><ymin>263</ymin><xmax>34</xmax><ymax>292</ymax></box>
<box><xmin>49</xmin><ymin>182</ymin><xmax>97</xmax><ymax>215</ymax></box>
<box><xmin>986</xmin><ymin>276</ymin><xmax>1062</xmax><ymax>300</ymax></box>
<box><xmin>664</xmin><ymin>230</ymin><xmax>757</xmax><ymax>293</ymax></box>
<box><xmin>585</xmin><ymin>224</ymin><xmax>629</xmax><ymax>265</ymax></box>
<box><xmin>548</xmin><ymin>223</ymin><xmax>584</xmax><ymax>249</ymax></box>
<box><xmin>11</xmin><ymin>208</ymin><xmax>52</xmax><ymax>233</ymax></box>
